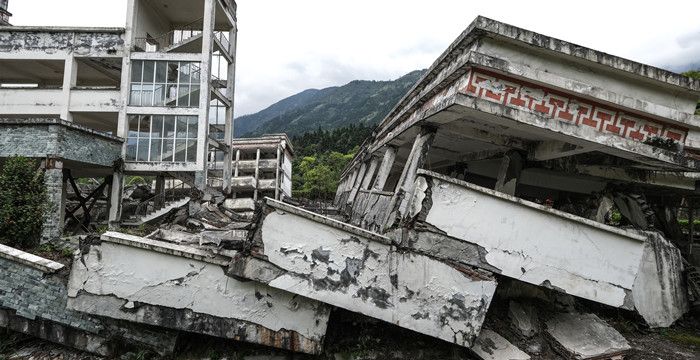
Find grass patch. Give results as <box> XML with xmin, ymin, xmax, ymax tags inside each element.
<box><xmin>661</xmin><ymin>329</ymin><xmax>700</xmax><ymax>347</ymax></box>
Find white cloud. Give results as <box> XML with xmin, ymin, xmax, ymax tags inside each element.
<box><xmin>9</xmin><ymin>0</ymin><xmax>700</xmax><ymax>115</ymax></box>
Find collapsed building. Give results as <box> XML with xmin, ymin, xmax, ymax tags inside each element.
<box><xmin>0</xmin><ymin>1</ymin><xmax>699</xmax><ymax>358</ymax></box>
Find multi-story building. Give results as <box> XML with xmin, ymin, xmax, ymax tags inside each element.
<box><xmin>0</xmin><ymin>0</ymin><xmax>289</xmax><ymax>239</ymax></box>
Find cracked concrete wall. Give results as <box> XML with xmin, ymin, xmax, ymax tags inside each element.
<box><xmin>0</xmin><ymin>249</ymin><xmax>175</xmax><ymax>356</ymax></box>
<box><xmin>0</xmin><ymin>29</ymin><xmax>125</xmax><ymax>58</ymax></box>
<box><xmin>631</xmin><ymin>232</ymin><xmax>689</xmax><ymax>327</ymax></box>
<box><xmin>67</xmin><ymin>238</ymin><xmax>330</xmax><ymax>354</ymax></box>
<box><xmin>253</xmin><ymin>202</ymin><xmax>497</xmax><ymax>348</ymax></box>
<box><xmin>408</xmin><ymin>171</ymin><xmax>647</xmax><ymax>309</ymax></box>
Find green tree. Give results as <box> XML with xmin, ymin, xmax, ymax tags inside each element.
<box><xmin>0</xmin><ymin>156</ymin><xmax>47</xmax><ymax>249</ymax></box>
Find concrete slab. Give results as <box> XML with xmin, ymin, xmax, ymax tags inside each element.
<box><xmin>408</xmin><ymin>170</ymin><xmax>647</xmax><ymax>309</ymax></box>
<box><xmin>546</xmin><ymin>313</ymin><xmax>630</xmax><ymax>359</ymax></box>
<box><xmin>67</xmin><ymin>233</ymin><xmax>331</xmax><ymax>354</ymax></box>
<box><xmin>238</xmin><ymin>199</ymin><xmax>498</xmax><ymax>348</ymax></box>
<box><xmin>470</xmin><ymin>329</ymin><xmax>530</xmax><ymax>360</ymax></box>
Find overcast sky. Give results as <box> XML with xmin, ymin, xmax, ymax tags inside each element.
<box><xmin>8</xmin><ymin>0</ymin><xmax>700</xmax><ymax>116</ymax></box>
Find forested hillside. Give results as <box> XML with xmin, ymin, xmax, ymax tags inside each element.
<box><xmin>235</xmin><ymin>70</ymin><xmax>424</xmax><ymax>137</ymax></box>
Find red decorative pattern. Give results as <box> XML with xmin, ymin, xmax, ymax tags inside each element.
<box><xmin>463</xmin><ymin>70</ymin><xmax>687</xmax><ymax>144</ymax></box>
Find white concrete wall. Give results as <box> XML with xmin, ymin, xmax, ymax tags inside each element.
<box><xmin>412</xmin><ymin>171</ymin><xmax>647</xmax><ymax>309</ymax></box>
<box><xmin>0</xmin><ymin>88</ymin><xmax>120</xmax><ymax>115</ymax></box>
<box><xmin>258</xmin><ymin>202</ymin><xmax>497</xmax><ymax>348</ymax></box>
<box><xmin>67</xmin><ymin>235</ymin><xmax>330</xmax><ymax>351</ymax></box>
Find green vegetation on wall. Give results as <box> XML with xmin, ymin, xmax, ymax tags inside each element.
<box><xmin>0</xmin><ymin>156</ymin><xmax>47</xmax><ymax>249</ymax></box>
<box><xmin>683</xmin><ymin>70</ymin><xmax>700</xmax><ymax>114</ymax></box>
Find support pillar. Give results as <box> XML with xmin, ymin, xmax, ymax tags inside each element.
<box><xmin>222</xmin><ymin>25</ymin><xmax>238</xmax><ymax>195</ymax></box>
<box><xmin>494</xmin><ymin>150</ymin><xmax>523</xmax><ymax>196</ymax></box>
<box><xmin>382</xmin><ymin>127</ymin><xmax>436</xmax><ymax>230</ymax></box>
<box><xmin>372</xmin><ymin>146</ymin><xmax>397</xmax><ymax>192</ymax></box>
<box><xmin>347</xmin><ymin>161</ymin><xmax>367</xmax><ymax>206</ymax></box>
<box><xmin>41</xmin><ymin>159</ymin><xmax>65</xmax><ymax>243</ymax></box>
<box><xmin>60</xmin><ymin>56</ymin><xmax>78</xmax><ymax>121</ymax></box>
<box><xmin>253</xmin><ymin>148</ymin><xmax>261</xmax><ymax>201</ymax></box>
<box><xmin>155</xmin><ymin>174</ymin><xmax>165</xmax><ymax>207</ymax></box>
<box><xmin>195</xmin><ymin>0</ymin><xmax>216</xmax><ymax>191</ymax></box>
<box><xmin>361</xmin><ymin>156</ymin><xmax>380</xmax><ymax>190</ymax></box>
<box><xmin>108</xmin><ymin>172</ymin><xmax>124</xmax><ymax>228</ymax></box>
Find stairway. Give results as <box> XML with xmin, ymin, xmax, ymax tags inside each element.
<box><xmin>123</xmin><ymin>197</ymin><xmax>191</xmax><ymax>226</ymax></box>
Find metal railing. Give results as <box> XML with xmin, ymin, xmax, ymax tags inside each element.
<box><xmin>132</xmin><ymin>182</ymin><xmax>196</xmax><ymax>218</ymax></box>
<box><xmin>133</xmin><ymin>17</ymin><xmax>204</xmax><ymax>52</ymax></box>
<box><xmin>215</xmin><ymin>32</ymin><xmax>231</xmax><ymax>54</ymax></box>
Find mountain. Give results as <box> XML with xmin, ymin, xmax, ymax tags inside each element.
<box><xmin>234</xmin><ymin>70</ymin><xmax>425</xmax><ymax>137</ymax></box>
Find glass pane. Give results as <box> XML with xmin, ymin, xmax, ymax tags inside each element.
<box><xmin>163</xmin><ymin>116</ymin><xmax>175</xmax><ymax>138</ymax></box>
<box><xmin>167</xmin><ymin>62</ymin><xmax>179</xmax><ymax>83</ymax></box>
<box><xmin>141</xmin><ymin>84</ymin><xmax>154</xmax><ymax>106</ymax></box>
<box><xmin>166</xmin><ymin>84</ymin><xmax>178</xmax><ymax>105</ymax></box>
<box><xmin>137</xmin><ymin>139</ymin><xmax>149</xmax><ymax>161</ymax></box>
<box><xmin>174</xmin><ymin>139</ymin><xmax>187</xmax><ymax>162</ymax></box>
<box><xmin>151</xmin><ymin>115</ymin><xmax>163</xmax><ymax>138</ymax></box>
<box><xmin>190</xmin><ymin>63</ymin><xmax>200</xmax><ymax>83</ymax></box>
<box><xmin>128</xmin><ymin>116</ymin><xmax>140</xmax><ymax>137</ymax></box>
<box><xmin>176</xmin><ymin>117</ymin><xmax>188</xmax><ymax>138</ymax></box>
<box><xmin>150</xmin><ymin>139</ymin><xmax>162</xmax><ymax>162</ymax></box>
<box><xmin>153</xmin><ymin>84</ymin><xmax>165</xmax><ymax>106</ymax></box>
<box><xmin>155</xmin><ymin>61</ymin><xmax>167</xmax><ymax>83</ymax></box>
<box><xmin>162</xmin><ymin>139</ymin><xmax>174</xmax><ymax>162</ymax></box>
<box><xmin>187</xmin><ymin>116</ymin><xmax>198</xmax><ymax>138</ymax></box>
<box><xmin>179</xmin><ymin>63</ymin><xmax>190</xmax><ymax>83</ymax></box>
<box><xmin>138</xmin><ymin>115</ymin><xmax>151</xmax><ymax>136</ymax></box>
<box><xmin>131</xmin><ymin>60</ymin><xmax>143</xmax><ymax>82</ymax></box>
<box><xmin>186</xmin><ymin>140</ymin><xmax>197</xmax><ymax>162</ymax></box>
<box><xmin>178</xmin><ymin>84</ymin><xmax>190</xmax><ymax>107</ymax></box>
<box><xmin>126</xmin><ymin>138</ymin><xmax>137</xmax><ymax>161</ymax></box>
<box><xmin>189</xmin><ymin>85</ymin><xmax>200</xmax><ymax>107</ymax></box>
<box><xmin>142</xmin><ymin>61</ymin><xmax>155</xmax><ymax>84</ymax></box>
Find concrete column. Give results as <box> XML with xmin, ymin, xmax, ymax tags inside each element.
<box><xmin>108</xmin><ymin>172</ymin><xmax>124</xmax><ymax>228</ymax></box>
<box><xmin>494</xmin><ymin>150</ymin><xmax>523</xmax><ymax>196</ymax></box>
<box><xmin>361</xmin><ymin>156</ymin><xmax>380</xmax><ymax>190</ymax></box>
<box><xmin>60</xmin><ymin>56</ymin><xmax>78</xmax><ymax>121</ymax></box>
<box><xmin>275</xmin><ymin>145</ymin><xmax>281</xmax><ymax>200</ymax></box>
<box><xmin>155</xmin><ymin>174</ymin><xmax>165</xmax><ymax>207</ymax></box>
<box><xmin>372</xmin><ymin>146</ymin><xmax>397</xmax><ymax>192</ymax></box>
<box><xmin>42</xmin><ymin>160</ymin><xmax>65</xmax><ymax>243</ymax></box>
<box><xmin>195</xmin><ymin>0</ymin><xmax>217</xmax><ymax>190</ymax></box>
<box><xmin>254</xmin><ymin>148</ymin><xmax>261</xmax><ymax>201</ymax></box>
<box><xmin>222</xmin><ymin>25</ymin><xmax>237</xmax><ymax>195</ymax></box>
<box><xmin>382</xmin><ymin>127</ymin><xmax>436</xmax><ymax>230</ymax></box>
<box><xmin>347</xmin><ymin>161</ymin><xmax>367</xmax><ymax>206</ymax></box>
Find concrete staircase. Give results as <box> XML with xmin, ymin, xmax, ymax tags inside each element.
<box><xmin>123</xmin><ymin>197</ymin><xmax>191</xmax><ymax>226</ymax></box>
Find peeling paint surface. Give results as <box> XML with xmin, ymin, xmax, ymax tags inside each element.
<box><xmin>67</xmin><ymin>240</ymin><xmax>330</xmax><ymax>353</ymax></box>
<box><xmin>417</xmin><ymin>173</ymin><xmax>646</xmax><ymax>308</ymax></box>
<box><xmin>631</xmin><ymin>232</ymin><xmax>689</xmax><ymax>327</ymax></box>
<box><xmin>260</xmin><ymin>208</ymin><xmax>497</xmax><ymax>347</ymax></box>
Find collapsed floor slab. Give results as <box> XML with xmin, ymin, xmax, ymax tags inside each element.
<box><xmin>546</xmin><ymin>313</ymin><xmax>631</xmax><ymax>359</ymax></box>
<box><xmin>403</xmin><ymin>170</ymin><xmax>685</xmax><ymax>316</ymax></box>
<box><xmin>67</xmin><ymin>232</ymin><xmax>331</xmax><ymax>354</ymax></box>
<box><xmin>231</xmin><ymin>198</ymin><xmax>498</xmax><ymax>348</ymax></box>
<box><xmin>0</xmin><ymin>244</ymin><xmax>177</xmax><ymax>356</ymax></box>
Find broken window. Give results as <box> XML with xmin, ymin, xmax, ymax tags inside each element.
<box><xmin>129</xmin><ymin>60</ymin><xmax>201</xmax><ymax>107</ymax></box>
<box><xmin>126</xmin><ymin>115</ymin><xmax>198</xmax><ymax>163</ymax></box>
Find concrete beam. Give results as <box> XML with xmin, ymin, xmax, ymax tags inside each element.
<box><xmin>241</xmin><ymin>199</ymin><xmax>497</xmax><ymax>348</ymax></box>
<box><xmin>67</xmin><ymin>232</ymin><xmax>331</xmax><ymax>354</ymax></box>
<box><xmin>529</xmin><ymin>140</ymin><xmax>599</xmax><ymax>161</ymax></box>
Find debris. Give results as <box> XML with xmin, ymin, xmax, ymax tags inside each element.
<box><xmin>470</xmin><ymin>329</ymin><xmax>530</xmax><ymax>360</ymax></box>
<box><xmin>546</xmin><ymin>313</ymin><xmax>631</xmax><ymax>359</ymax></box>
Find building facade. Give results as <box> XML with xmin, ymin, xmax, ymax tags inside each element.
<box><xmin>0</xmin><ymin>0</ymin><xmax>292</xmax><ymax>238</ymax></box>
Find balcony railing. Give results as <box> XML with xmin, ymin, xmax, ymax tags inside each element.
<box><xmin>133</xmin><ymin>18</ymin><xmax>204</xmax><ymax>52</ymax></box>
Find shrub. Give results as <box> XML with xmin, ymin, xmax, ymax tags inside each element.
<box><xmin>0</xmin><ymin>156</ymin><xmax>48</xmax><ymax>249</ymax></box>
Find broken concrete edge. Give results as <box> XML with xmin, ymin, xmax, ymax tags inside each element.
<box><xmin>0</xmin><ymin>26</ymin><xmax>125</xmax><ymax>33</ymax></box>
<box><xmin>415</xmin><ymin>169</ymin><xmax>648</xmax><ymax>242</ymax></box>
<box><xmin>0</xmin><ymin>118</ymin><xmax>124</xmax><ymax>142</ymax></box>
<box><xmin>470</xmin><ymin>328</ymin><xmax>531</xmax><ymax>360</ymax></box>
<box><xmin>0</xmin><ymin>243</ymin><xmax>65</xmax><ymax>273</ymax></box>
<box><xmin>100</xmin><ymin>231</ymin><xmax>231</xmax><ymax>266</ymax></box>
<box><xmin>265</xmin><ymin>198</ymin><xmax>392</xmax><ymax>245</ymax></box>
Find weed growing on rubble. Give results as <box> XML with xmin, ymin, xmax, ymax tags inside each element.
<box><xmin>0</xmin><ymin>156</ymin><xmax>47</xmax><ymax>249</ymax></box>
<box><xmin>661</xmin><ymin>329</ymin><xmax>700</xmax><ymax>347</ymax></box>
